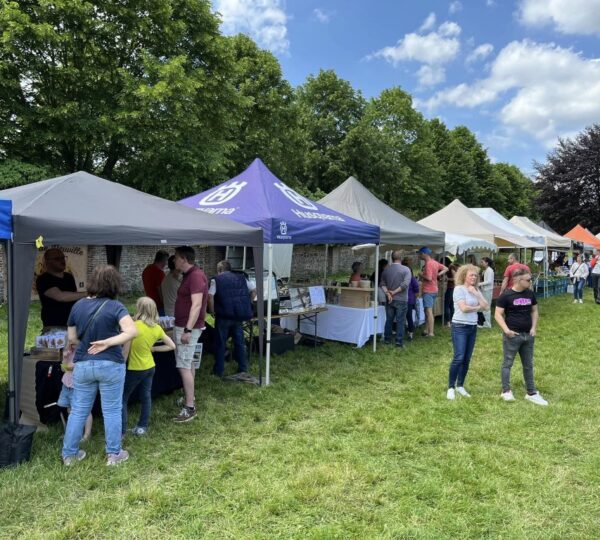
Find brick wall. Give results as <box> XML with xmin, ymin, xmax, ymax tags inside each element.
<box><xmin>0</xmin><ymin>244</ymin><xmax>226</xmax><ymax>302</ymax></box>
<box><xmin>290</xmin><ymin>245</ymin><xmax>374</xmax><ymax>282</ymax></box>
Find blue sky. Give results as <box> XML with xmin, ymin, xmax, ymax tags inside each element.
<box><xmin>213</xmin><ymin>0</ymin><xmax>600</xmax><ymax>175</ymax></box>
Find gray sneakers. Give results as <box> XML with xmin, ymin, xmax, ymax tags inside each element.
<box><xmin>107</xmin><ymin>449</ymin><xmax>129</xmax><ymax>466</ymax></box>
<box><xmin>62</xmin><ymin>449</ymin><xmax>86</xmax><ymax>466</ymax></box>
<box><xmin>173</xmin><ymin>406</ymin><xmax>197</xmax><ymax>423</ymax></box>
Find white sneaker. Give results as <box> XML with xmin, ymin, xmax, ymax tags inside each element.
<box><xmin>446</xmin><ymin>388</ymin><xmax>456</xmax><ymax>400</ymax></box>
<box><xmin>501</xmin><ymin>390</ymin><xmax>515</xmax><ymax>401</ymax></box>
<box><xmin>579</xmin><ymin>299</ymin><xmax>583</xmax><ymax>304</ymax></box>
<box><xmin>456</xmin><ymin>386</ymin><xmax>471</xmax><ymax>397</ymax></box>
<box><xmin>525</xmin><ymin>392</ymin><xmax>548</xmax><ymax>406</ymax></box>
<box><xmin>573</xmin><ymin>299</ymin><xmax>578</xmax><ymax>304</ymax></box>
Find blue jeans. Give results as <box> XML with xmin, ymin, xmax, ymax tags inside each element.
<box><xmin>62</xmin><ymin>360</ymin><xmax>125</xmax><ymax>457</ymax></box>
<box><xmin>448</xmin><ymin>323</ymin><xmax>478</xmax><ymax>388</ymax></box>
<box><xmin>384</xmin><ymin>299</ymin><xmax>408</xmax><ymax>345</ymax></box>
<box><xmin>122</xmin><ymin>367</ymin><xmax>155</xmax><ymax>433</ymax></box>
<box><xmin>573</xmin><ymin>279</ymin><xmax>585</xmax><ymax>300</ymax></box>
<box><xmin>213</xmin><ymin>318</ymin><xmax>248</xmax><ymax>376</ymax></box>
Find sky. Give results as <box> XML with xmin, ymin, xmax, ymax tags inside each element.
<box><xmin>212</xmin><ymin>0</ymin><xmax>600</xmax><ymax>175</ymax></box>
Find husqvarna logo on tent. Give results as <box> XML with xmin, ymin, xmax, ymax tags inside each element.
<box><xmin>198</xmin><ymin>181</ymin><xmax>247</xmax><ymax>206</ymax></box>
<box><xmin>273</xmin><ymin>182</ymin><xmax>318</xmax><ymax>210</ymax></box>
<box><xmin>280</xmin><ymin>221</ymin><xmax>288</xmax><ymax>235</ymax></box>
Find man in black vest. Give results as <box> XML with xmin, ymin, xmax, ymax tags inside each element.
<box><xmin>208</xmin><ymin>260</ymin><xmax>256</xmax><ymax>377</ymax></box>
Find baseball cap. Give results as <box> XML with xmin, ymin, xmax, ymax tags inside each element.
<box><xmin>418</xmin><ymin>247</ymin><xmax>432</xmax><ymax>255</ymax></box>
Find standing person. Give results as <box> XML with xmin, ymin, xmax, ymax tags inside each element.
<box><xmin>569</xmin><ymin>254</ymin><xmax>589</xmax><ymax>304</ymax></box>
<box><xmin>447</xmin><ymin>265</ymin><xmax>489</xmax><ymax>400</ymax></box>
<box><xmin>121</xmin><ymin>297</ymin><xmax>176</xmax><ymax>436</ymax></box>
<box><xmin>495</xmin><ymin>269</ymin><xmax>548</xmax><ymax>406</ymax></box>
<box><xmin>370</xmin><ymin>259</ymin><xmax>389</xmax><ymax>304</ymax></box>
<box><xmin>36</xmin><ymin>248</ymin><xmax>86</xmax><ymax>329</ymax></box>
<box><xmin>402</xmin><ymin>258</ymin><xmax>420</xmax><ymax>341</ymax></box>
<box><xmin>173</xmin><ymin>246</ymin><xmax>208</xmax><ymax>423</ymax></box>
<box><xmin>62</xmin><ymin>265</ymin><xmax>138</xmax><ymax>466</ymax></box>
<box><xmin>500</xmin><ymin>253</ymin><xmax>530</xmax><ymax>293</ymax></box>
<box><xmin>418</xmin><ymin>247</ymin><xmax>448</xmax><ymax>338</ymax></box>
<box><xmin>380</xmin><ymin>251</ymin><xmax>411</xmax><ymax>348</ymax></box>
<box><xmin>443</xmin><ymin>257</ymin><xmax>459</xmax><ymax>328</ymax></box>
<box><xmin>479</xmin><ymin>257</ymin><xmax>495</xmax><ymax>328</ymax></box>
<box><xmin>207</xmin><ymin>261</ymin><xmax>256</xmax><ymax>377</ymax></box>
<box><xmin>589</xmin><ymin>249</ymin><xmax>600</xmax><ymax>303</ymax></box>
<box><xmin>160</xmin><ymin>255</ymin><xmax>182</xmax><ymax>317</ymax></box>
<box><xmin>142</xmin><ymin>250</ymin><xmax>169</xmax><ymax>315</ymax></box>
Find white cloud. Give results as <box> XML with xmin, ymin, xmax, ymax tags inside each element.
<box><xmin>417</xmin><ymin>65</ymin><xmax>446</xmax><ymax>87</ymax></box>
<box><xmin>449</xmin><ymin>1</ymin><xmax>463</xmax><ymax>14</ymax></box>
<box><xmin>422</xmin><ymin>40</ymin><xmax>600</xmax><ymax>142</ymax></box>
<box><xmin>214</xmin><ymin>0</ymin><xmax>289</xmax><ymax>54</ymax></box>
<box><xmin>486</xmin><ymin>0</ymin><xmax>496</xmax><ymax>6</ymax></box>
<box><xmin>519</xmin><ymin>0</ymin><xmax>600</xmax><ymax>35</ymax></box>
<box><xmin>313</xmin><ymin>8</ymin><xmax>331</xmax><ymax>23</ymax></box>
<box><xmin>466</xmin><ymin>43</ymin><xmax>494</xmax><ymax>64</ymax></box>
<box><xmin>420</xmin><ymin>12</ymin><xmax>436</xmax><ymax>32</ymax></box>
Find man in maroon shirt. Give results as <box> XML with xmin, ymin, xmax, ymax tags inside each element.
<box><xmin>172</xmin><ymin>246</ymin><xmax>208</xmax><ymax>423</ymax></box>
<box><xmin>141</xmin><ymin>250</ymin><xmax>169</xmax><ymax>315</ymax></box>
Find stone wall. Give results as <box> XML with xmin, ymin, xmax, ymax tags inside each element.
<box><xmin>0</xmin><ymin>244</ymin><xmax>226</xmax><ymax>302</ymax></box>
<box><xmin>289</xmin><ymin>245</ymin><xmax>374</xmax><ymax>282</ymax></box>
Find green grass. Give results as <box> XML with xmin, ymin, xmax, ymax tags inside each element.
<box><xmin>1</xmin><ymin>293</ymin><xmax>599</xmax><ymax>539</ymax></box>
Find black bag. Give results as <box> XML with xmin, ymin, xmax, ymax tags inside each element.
<box><xmin>0</xmin><ymin>423</ymin><xmax>37</xmax><ymax>468</ymax></box>
<box><xmin>477</xmin><ymin>312</ymin><xmax>486</xmax><ymax>326</ymax></box>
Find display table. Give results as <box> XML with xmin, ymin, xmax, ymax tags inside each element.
<box><xmin>280</xmin><ymin>304</ymin><xmax>385</xmax><ymax>348</ymax></box>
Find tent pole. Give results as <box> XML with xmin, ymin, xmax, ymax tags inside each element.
<box><xmin>242</xmin><ymin>246</ymin><xmax>247</xmax><ymax>271</ymax></box>
<box><xmin>545</xmin><ymin>246</ymin><xmax>548</xmax><ymax>298</ymax></box>
<box><xmin>324</xmin><ymin>244</ymin><xmax>329</xmax><ymax>285</ymax></box>
<box><xmin>265</xmin><ymin>243</ymin><xmax>273</xmax><ymax>386</ymax></box>
<box><xmin>6</xmin><ymin>238</ymin><xmax>17</xmax><ymax>423</ymax></box>
<box><xmin>373</xmin><ymin>245</ymin><xmax>379</xmax><ymax>352</ymax></box>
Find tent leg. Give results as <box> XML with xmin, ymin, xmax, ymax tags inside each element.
<box><xmin>6</xmin><ymin>239</ymin><xmax>17</xmax><ymax>424</ymax></box>
<box><xmin>373</xmin><ymin>245</ymin><xmax>379</xmax><ymax>352</ymax></box>
<box><xmin>242</xmin><ymin>246</ymin><xmax>247</xmax><ymax>271</ymax></box>
<box><xmin>324</xmin><ymin>244</ymin><xmax>329</xmax><ymax>285</ymax></box>
<box><xmin>265</xmin><ymin>244</ymin><xmax>273</xmax><ymax>386</ymax></box>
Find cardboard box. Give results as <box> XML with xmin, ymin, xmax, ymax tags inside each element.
<box><xmin>339</xmin><ymin>288</ymin><xmax>372</xmax><ymax>309</ymax></box>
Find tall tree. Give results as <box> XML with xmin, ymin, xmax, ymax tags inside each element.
<box><xmin>296</xmin><ymin>70</ymin><xmax>365</xmax><ymax>192</ymax></box>
<box><xmin>536</xmin><ymin>125</ymin><xmax>600</xmax><ymax>233</ymax></box>
<box><xmin>0</xmin><ymin>159</ymin><xmax>54</xmax><ymax>189</ymax></box>
<box><xmin>0</xmin><ymin>0</ymin><xmax>241</xmax><ymax>199</ymax></box>
<box><xmin>493</xmin><ymin>162</ymin><xmax>537</xmax><ymax>219</ymax></box>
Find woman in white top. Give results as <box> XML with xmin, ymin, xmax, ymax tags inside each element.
<box><xmin>569</xmin><ymin>254</ymin><xmax>589</xmax><ymax>304</ymax></box>
<box><xmin>447</xmin><ymin>264</ymin><xmax>489</xmax><ymax>400</ymax></box>
<box><xmin>478</xmin><ymin>257</ymin><xmax>495</xmax><ymax>328</ymax></box>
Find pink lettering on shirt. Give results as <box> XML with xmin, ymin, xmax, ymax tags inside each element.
<box><xmin>513</xmin><ymin>298</ymin><xmax>532</xmax><ymax>306</ymax></box>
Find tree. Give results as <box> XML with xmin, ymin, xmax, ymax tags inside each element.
<box><xmin>0</xmin><ymin>0</ymin><xmax>241</xmax><ymax>199</ymax></box>
<box><xmin>0</xmin><ymin>159</ymin><xmax>54</xmax><ymax>189</ymax></box>
<box><xmin>296</xmin><ymin>70</ymin><xmax>366</xmax><ymax>192</ymax></box>
<box><xmin>492</xmin><ymin>163</ymin><xmax>537</xmax><ymax>219</ymax></box>
<box><xmin>536</xmin><ymin>125</ymin><xmax>600</xmax><ymax>233</ymax></box>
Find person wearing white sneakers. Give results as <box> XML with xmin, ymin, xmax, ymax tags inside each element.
<box><xmin>569</xmin><ymin>254</ymin><xmax>588</xmax><ymax>304</ymax></box>
<box><xmin>495</xmin><ymin>269</ymin><xmax>548</xmax><ymax>406</ymax></box>
<box><xmin>446</xmin><ymin>264</ymin><xmax>489</xmax><ymax>400</ymax></box>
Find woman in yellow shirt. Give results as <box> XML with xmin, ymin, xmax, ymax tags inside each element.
<box><xmin>122</xmin><ymin>297</ymin><xmax>175</xmax><ymax>436</ymax></box>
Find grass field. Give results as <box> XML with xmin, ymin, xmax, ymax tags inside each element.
<box><xmin>1</xmin><ymin>292</ymin><xmax>599</xmax><ymax>539</ymax></box>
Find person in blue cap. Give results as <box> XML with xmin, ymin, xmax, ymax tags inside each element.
<box><xmin>418</xmin><ymin>247</ymin><xmax>448</xmax><ymax>337</ymax></box>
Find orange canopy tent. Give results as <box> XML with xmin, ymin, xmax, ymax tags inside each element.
<box><xmin>563</xmin><ymin>224</ymin><xmax>600</xmax><ymax>248</ymax></box>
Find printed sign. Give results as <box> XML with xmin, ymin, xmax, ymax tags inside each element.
<box><xmin>32</xmin><ymin>245</ymin><xmax>88</xmax><ymax>300</ymax></box>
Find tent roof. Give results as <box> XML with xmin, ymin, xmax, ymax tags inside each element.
<box><xmin>444</xmin><ymin>233</ymin><xmax>497</xmax><ymax>255</ymax></box>
<box><xmin>0</xmin><ymin>199</ymin><xmax>11</xmax><ymax>240</ymax></box>
<box><xmin>510</xmin><ymin>216</ymin><xmax>571</xmax><ymax>249</ymax></box>
<box><xmin>179</xmin><ymin>159</ymin><xmax>379</xmax><ymax>245</ymax></box>
<box><xmin>0</xmin><ymin>171</ymin><xmax>263</xmax><ymax>247</ymax></box>
<box><xmin>418</xmin><ymin>199</ymin><xmax>536</xmax><ymax>248</ymax></box>
<box><xmin>318</xmin><ymin>176</ymin><xmax>444</xmax><ymax>247</ymax></box>
<box><xmin>537</xmin><ymin>220</ymin><xmax>561</xmax><ymax>235</ymax></box>
<box><xmin>471</xmin><ymin>208</ymin><xmax>544</xmax><ymax>248</ymax></box>
<box><xmin>563</xmin><ymin>224</ymin><xmax>600</xmax><ymax>248</ymax></box>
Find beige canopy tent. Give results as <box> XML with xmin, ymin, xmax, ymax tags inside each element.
<box><xmin>418</xmin><ymin>199</ymin><xmax>542</xmax><ymax>248</ymax></box>
<box><xmin>510</xmin><ymin>216</ymin><xmax>571</xmax><ymax>249</ymax></box>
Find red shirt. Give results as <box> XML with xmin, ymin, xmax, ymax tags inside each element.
<box><xmin>142</xmin><ymin>264</ymin><xmax>165</xmax><ymax>309</ymax></box>
<box><xmin>174</xmin><ymin>266</ymin><xmax>208</xmax><ymax>329</ymax></box>
<box><xmin>503</xmin><ymin>263</ymin><xmax>530</xmax><ymax>289</ymax></box>
<box><xmin>422</xmin><ymin>259</ymin><xmax>445</xmax><ymax>294</ymax></box>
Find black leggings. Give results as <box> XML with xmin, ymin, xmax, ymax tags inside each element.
<box><xmin>406</xmin><ymin>303</ymin><xmax>415</xmax><ymax>332</ymax></box>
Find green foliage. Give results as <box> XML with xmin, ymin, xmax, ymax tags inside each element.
<box><xmin>0</xmin><ymin>159</ymin><xmax>55</xmax><ymax>189</ymax></box>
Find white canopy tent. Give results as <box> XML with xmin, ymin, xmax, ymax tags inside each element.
<box><xmin>510</xmin><ymin>216</ymin><xmax>571</xmax><ymax>249</ymax></box>
<box><xmin>444</xmin><ymin>233</ymin><xmax>498</xmax><ymax>256</ymax></box>
<box><xmin>470</xmin><ymin>208</ymin><xmax>545</xmax><ymax>248</ymax></box>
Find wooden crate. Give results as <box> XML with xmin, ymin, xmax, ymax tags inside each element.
<box><xmin>339</xmin><ymin>287</ymin><xmax>373</xmax><ymax>309</ymax></box>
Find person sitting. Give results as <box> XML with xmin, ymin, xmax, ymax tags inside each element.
<box><xmin>349</xmin><ymin>261</ymin><xmax>364</xmax><ymax>284</ymax></box>
<box><xmin>36</xmin><ymin>248</ymin><xmax>86</xmax><ymax>329</ymax></box>
<box><xmin>142</xmin><ymin>250</ymin><xmax>169</xmax><ymax>316</ymax></box>
<box><xmin>208</xmin><ymin>260</ymin><xmax>256</xmax><ymax>377</ymax></box>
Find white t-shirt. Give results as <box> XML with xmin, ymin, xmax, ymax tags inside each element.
<box><xmin>479</xmin><ymin>267</ymin><xmax>494</xmax><ymax>290</ymax></box>
<box><xmin>452</xmin><ymin>285</ymin><xmax>479</xmax><ymax>325</ymax></box>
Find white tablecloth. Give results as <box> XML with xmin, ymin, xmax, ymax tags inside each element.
<box><xmin>280</xmin><ymin>304</ymin><xmax>385</xmax><ymax>348</ymax></box>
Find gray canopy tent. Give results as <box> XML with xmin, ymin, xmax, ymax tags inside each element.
<box><xmin>0</xmin><ymin>171</ymin><xmax>264</xmax><ymax>425</ymax></box>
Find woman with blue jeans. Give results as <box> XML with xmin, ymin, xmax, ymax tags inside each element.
<box><xmin>447</xmin><ymin>264</ymin><xmax>489</xmax><ymax>400</ymax></box>
<box><xmin>62</xmin><ymin>265</ymin><xmax>138</xmax><ymax>466</ymax></box>
<box><xmin>569</xmin><ymin>254</ymin><xmax>589</xmax><ymax>304</ymax></box>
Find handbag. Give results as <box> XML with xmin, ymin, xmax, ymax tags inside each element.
<box><xmin>567</xmin><ymin>284</ymin><xmax>574</xmax><ymax>294</ymax></box>
<box><xmin>477</xmin><ymin>312</ymin><xmax>486</xmax><ymax>326</ymax></box>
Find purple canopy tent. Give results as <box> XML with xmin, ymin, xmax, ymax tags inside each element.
<box><xmin>180</xmin><ymin>158</ymin><xmax>381</xmax><ymax>384</ymax></box>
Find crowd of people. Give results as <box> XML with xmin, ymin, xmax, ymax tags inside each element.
<box><xmin>34</xmin><ymin>243</ymin><xmax>598</xmax><ymax>466</ymax></box>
